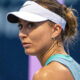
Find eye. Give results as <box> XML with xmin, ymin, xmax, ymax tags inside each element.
<box><xmin>18</xmin><ymin>24</ymin><xmax>23</xmax><ymax>30</ymax></box>
<box><xmin>27</xmin><ymin>22</ymin><xmax>35</xmax><ymax>29</ymax></box>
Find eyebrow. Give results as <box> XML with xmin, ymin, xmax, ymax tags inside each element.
<box><xmin>18</xmin><ymin>19</ymin><xmax>31</xmax><ymax>23</ymax></box>
<box><xmin>18</xmin><ymin>20</ymin><xmax>35</xmax><ymax>26</ymax></box>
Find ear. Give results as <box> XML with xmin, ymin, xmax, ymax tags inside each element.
<box><xmin>51</xmin><ymin>24</ymin><xmax>62</xmax><ymax>38</ymax></box>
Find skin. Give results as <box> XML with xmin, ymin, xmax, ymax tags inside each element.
<box><xmin>18</xmin><ymin>19</ymin><xmax>74</xmax><ymax>80</ymax></box>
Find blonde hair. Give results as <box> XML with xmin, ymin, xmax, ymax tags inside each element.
<box><xmin>63</xmin><ymin>5</ymin><xmax>78</xmax><ymax>40</ymax></box>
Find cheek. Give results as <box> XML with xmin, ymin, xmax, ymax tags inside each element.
<box><xmin>28</xmin><ymin>26</ymin><xmax>53</xmax><ymax>54</ymax></box>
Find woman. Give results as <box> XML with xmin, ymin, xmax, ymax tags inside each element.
<box><xmin>7</xmin><ymin>0</ymin><xmax>80</xmax><ymax>80</ymax></box>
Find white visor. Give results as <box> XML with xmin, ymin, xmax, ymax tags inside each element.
<box><xmin>7</xmin><ymin>1</ymin><xmax>66</xmax><ymax>30</ymax></box>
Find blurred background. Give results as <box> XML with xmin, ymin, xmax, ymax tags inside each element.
<box><xmin>0</xmin><ymin>0</ymin><xmax>80</xmax><ymax>80</ymax></box>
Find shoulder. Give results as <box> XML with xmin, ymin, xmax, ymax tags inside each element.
<box><xmin>33</xmin><ymin>62</ymin><xmax>74</xmax><ymax>80</ymax></box>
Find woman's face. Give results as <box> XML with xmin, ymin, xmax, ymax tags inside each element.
<box><xmin>18</xmin><ymin>19</ymin><xmax>56</xmax><ymax>56</ymax></box>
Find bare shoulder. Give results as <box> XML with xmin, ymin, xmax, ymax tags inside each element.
<box><xmin>33</xmin><ymin>62</ymin><xmax>74</xmax><ymax>80</ymax></box>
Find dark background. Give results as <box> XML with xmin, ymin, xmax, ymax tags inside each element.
<box><xmin>0</xmin><ymin>0</ymin><xmax>80</xmax><ymax>80</ymax></box>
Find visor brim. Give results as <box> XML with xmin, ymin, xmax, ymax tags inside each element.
<box><xmin>7</xmin><ymin>12</ymin><xmax>48</xmax><ymax>23</ymax></box>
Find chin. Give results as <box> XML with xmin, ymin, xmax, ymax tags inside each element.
<box><xmin>24</xmin><ymin>49</ymin><xmax>37</xmax><ymax>56</ymax></box>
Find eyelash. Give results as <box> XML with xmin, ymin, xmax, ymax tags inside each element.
<box><xmin>18</xmin><ymin>24</ymin><xmax>23</xmax><ymax>30</ymax></box>
<box><xmin>18</xmin><ymin>23</ymin><xmax>35</xmax><ymax>30</ymax></box>
<box><xmin>28</xmin><ymin>23</ymin><xmax>35</xmax><ymax>28</ymax></box>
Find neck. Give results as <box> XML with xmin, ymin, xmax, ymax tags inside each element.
<box><xmin>37</xmin><ymin>41</ymin><xmax>67</xmax><ymax>66</ymax></box>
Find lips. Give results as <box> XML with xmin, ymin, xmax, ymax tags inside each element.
<box><xmin>22</xmin><ymin>42</ymin><xmax>31</xmax><ymax>48</ymax></box>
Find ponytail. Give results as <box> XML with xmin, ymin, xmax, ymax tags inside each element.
<box><xmin>63</xmin><ymin>5</ymin><xmax>78</xmax><ymax>40</ymax></box>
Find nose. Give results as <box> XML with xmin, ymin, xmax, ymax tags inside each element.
<box><xmin>19</xmin><ymin>30</ymin><xmax>27</xmax><ymax>40</ymax></box>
